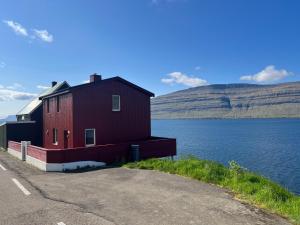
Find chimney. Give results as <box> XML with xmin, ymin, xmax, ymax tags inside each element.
<box><xmin>52</xmin><ymin>81</ymin><xmax>57</xmax><ymax>87</ymax></box>
<box><xmin>90</xmin><ymin>73</ymin><xmax>102</xmax><ymax>83</ymax></box>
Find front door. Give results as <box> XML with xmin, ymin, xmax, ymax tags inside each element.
<box><xmin>64</xmin><ymin>130</ymin><xmax>69</xmax><ymax>149</ymax></box>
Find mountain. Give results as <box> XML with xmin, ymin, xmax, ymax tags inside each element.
<box><xmin>0</xmin><ymin>115</ymin><xmax>16</xmax><ymax>124</ymax></box>
<box><xmin>151</xmin><ymin>82</ymin><xmax>300</xmax><ymax>119</ymax></box>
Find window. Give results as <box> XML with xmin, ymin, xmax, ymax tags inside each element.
<box><xmin>85</xmin><ymin>129</ymin><xmax>95</xmax><ymax>146</ymax></box>
<box><xmin>21</xmin><ymin>115</ymin><xmax>25</xmax><ymax>121</ymax></box>
<box><xmin>46</xmin><ymin>99</ymin><xmax>50</xmax><ymax>113</ymax></box>
<box><xmin>56</xmin><ymin>96</ymin><xmax>60</xmax><ymax>112</ymax></box>
<box><xmin>53</xmin><ymin>128</ymin><xmax>58</xmax><ymax>145</ymax></box>
<box><xmin>112</xmin><ymin>95</ymin><xmax>120</xmax><ymax>111</ymax></box>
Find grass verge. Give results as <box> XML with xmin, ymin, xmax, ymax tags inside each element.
<box><xmin>124</xmin><ymin>157</ymin><xmax>300</xmax><ymax>224</ymax></box>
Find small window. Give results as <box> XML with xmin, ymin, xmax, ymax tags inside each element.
<box><xmin>53</xmin><ymin>128</ymin><xmax>58</xmax><ymax>145</ymax></box>
<box><xmin>85</xmin><ymin>129</ymin><xmax>95</xmax><ymax>146</ymax></box>
<box><xmin>56</xmin><ymin>96</ymin><xmax>60</xmax><ymax>112</ymax></box>
<box><xmin>21</xmin><ymin>115</ymin><xmax>25</xmax><ymax>121</ymax></box>
<box><xmin>46</xmin><ymin>99</ymin><xmax>50</xmax><ymax>113</ymax></box>
<box><xmin>112</xmin><ymin>95</ymin><xmax>120</xmax><ymax>111</ymax></box>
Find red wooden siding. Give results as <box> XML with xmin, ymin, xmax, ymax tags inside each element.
<box><xmin>72</xmin><ymin>79</ymin><xmax>151</xmax><ymax>147</ymax></box>
<box><xmin>8</xmin><ymin>137</ymin><xmax>176</xmax><ymax>165</ymax></box>
<box><xmin>27</xmin><ymin>145</ymin><xmax>47</xmax><ymax>162</ymax></box>
<box><xmin>46</xmin><ymin>138</ymin><xmax>176</xmax><ymax>164</ymax></box>
<box><xmin>8</xmin><ymin>141</ymin><xmax>21</xmax><ymax>152</ymax></box>
<box><xmin>43</xmin><ymin>93</ymin><xmax>74</xmax><ymax>149</ymax></box>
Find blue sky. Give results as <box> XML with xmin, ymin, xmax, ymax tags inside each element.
<box><xmin>1</xmin><ymin>0</ymin><xmax>300</xmax><ymax>117</ymax></box>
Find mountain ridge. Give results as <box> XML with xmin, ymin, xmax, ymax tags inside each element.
<box><xmin>151</xmin><ymin>81</ymin><xmax>300</xmax><ymax>119</ymax></box>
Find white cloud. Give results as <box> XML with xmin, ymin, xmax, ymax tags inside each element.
<box><xmin>0</xmin><ymin>62</ymin><xmax>6</xmax><ymax>69</ymax></box>
<box><xmin>240</xmin><ymin>65</ymin><xmax>292</xmax><ymax>83</ymax></box>
<box><xmin>3</xmin><ymin>20</ymin><xmax>53</xmax><ymax>43</ymax></box>
<box><xmin>3</xmin><ymin>20</ymin><xmax>28</xmax><ymax>36</ymax></box>
<box><xmin>161</xmin><ymin>72</ymin><xmax>208</xmax><ymax>87</ymax></box>
<box><xmin>37</xmin><ymin>85</ymin><xmax>50</xmax><ymax>90</ymax></box>
<box><xmin>33</xmin><ymin>29</ymin><xmax>53</xmax><ymax>43</ymax></box>
<box><xmin>0</xmin><ymin>89</ymin><xmax>37</xmax><ymax>102</ymax></box>
<box><xmin>6</xmin><ymin>83</ymin><xmax>23</xmax><ymax>90</ymax></box>
<box><xmin>82</xmin><ymin>80</ymin><xmax>90</xmax><ymax>84</ymax></box>
<box><xmin>240</xmin><ymin>75</ymin><xmax>252</xmax><ymax>81</ymax></box>
<box><xmin>195</xmin><ymin>66</ymin><xmax>201</xmax><ymax>71</ymax></box>
<box><xmin>0</xmin><ymin>84</ymin><xmax>37</xmax><ymax>101</ymax></box>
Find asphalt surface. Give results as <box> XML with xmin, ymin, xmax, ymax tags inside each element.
<box><xmin>0</xmin><ymin>150</ymin><xmax>291</xmax><ymax>225</ymax></box>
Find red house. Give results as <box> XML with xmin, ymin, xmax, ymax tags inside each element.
<box><xmin>7</xmin><ymin>74</ymin><xmax>176</xmax><ymax>171</ymax></box>
<box><xmin>41</xmin><ymin>74</ymin><xmax>154</xmax><ymax>149</ymax></box>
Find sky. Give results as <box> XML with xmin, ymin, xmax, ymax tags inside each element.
<box><xmin>1</xmin><ymin>0</ymin><xmax>300</xmax><ymax>117</ymax></box>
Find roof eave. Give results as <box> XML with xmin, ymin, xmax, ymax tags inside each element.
<box><xmin>39</xmin><ymin>89</ymin><xmax>71</xmax><ymax>100</ymax></box>
<box><xmin>112</xmin><ymin>76</ymin><xmax>155</xmax><ymax>97</ymax></box>
<box><xmin>16</xmin><ymin>102</ymin><xmax>42</xmax><ymax>116</ymax></box>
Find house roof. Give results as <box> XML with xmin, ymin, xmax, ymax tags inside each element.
<box><xmin>40</xmin><ymin>76</ymin><xmax>155</xmax><ymax>99</ymax></box>
<box><xmin>0</xmin><ymin>121</ymin><xmax>36</xmax><ymax>126</ymax></box>
<box><xmin>109</xmin><ymin>77</ymin><xmax>155</xmax><ymax>97</ymax></box>
<box><xmin>17</xmin><ymin>81</ymin><xmax>69</xmax><ymax>116</ymax></box>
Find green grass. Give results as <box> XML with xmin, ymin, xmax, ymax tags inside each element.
<box><xmin>124</xmin><ymin>157</ymin><xmax>300</xmax><ymax>224</ymax></box>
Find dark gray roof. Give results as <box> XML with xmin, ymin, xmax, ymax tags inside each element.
<box><xmin>0</xmin><ymin>121</ymin><xmax>36</xmax><ymax>126</ymax></box>
<box><xmin>16</xmin><ymin>81</ymin><xmax>69</xmax><ymax>116</ymax></box>
<box><xmin>40</xmin><ymin>76</ymin><xmax>155</xmax><ymax>99</ymax></box>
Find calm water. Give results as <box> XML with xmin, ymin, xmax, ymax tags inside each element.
<box><xmin>152</xmin><ymin>119</ymin><xmax>300</xmax><ymax>195</ymax></box>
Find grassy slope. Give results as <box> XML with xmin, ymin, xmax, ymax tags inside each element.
<box><xmin>124</xmin><ymin>157</ymin><xmax>300</xmax><ymax>224</ymax></box>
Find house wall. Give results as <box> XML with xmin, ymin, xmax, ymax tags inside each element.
<box><xmin>17</xmin><ymin>107</ymin><xmax>42</xmax><ymax>122</ymax></box>
<box><xmin>72</xmin><ymin>80</ymin><xmax>151</xmax><ymax>148</ymax></box>
<box><xmin>43</xmin><ymin>93</ymin><xmax>73</xmax><ymax>149</ymax></box>
<box><xmin>29</xmin><ymin>106</ymin><xmax>43</xmax><ymax>147</ymax></box>
<box><xmin>30</xmin><ymin>104</ymin><xmax>43</xmax><ymax>123</ymax></box>
<box><xmin>7</xmin><ymin>123</ymin><xmax>39</xmax><ymax>147</ymax></box>
<box><xmin>0</xmin><ymin>124</ymin><xmax>7</xmax><ymax>149</ymax></box>
<box><xmin>0</xmin><ymin>122</ymin><xmax>41</xmax><ymax>149</ymax></box>
<box><xmin>14</xmin><ymin>107</ymin><xmax>43</xmax><ymax>147</ymax></box>
<box><xmin>17</xmin><ymin>115</ymin><xmax>30</xmax><ymax>121</ymax></box>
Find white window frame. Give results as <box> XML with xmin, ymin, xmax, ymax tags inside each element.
<box><xmin>112</xmin><ymin>95</ymin><xmax>121</xmax><ymax>112</ymax></box>
<box><xmin>53</xmin><ymin>128</ymin><xmax>58</xmax><ymax>145</ymax></box>
<box><xmin>85</xmin><ymin>129</ymin><xmax>96</xmax><ymax>147</ymax></box>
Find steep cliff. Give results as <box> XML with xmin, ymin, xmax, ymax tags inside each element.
<box><xmin>151</xmin><ymin>82</ymin><xmax>300</xmax><ymax>119</ymax></box>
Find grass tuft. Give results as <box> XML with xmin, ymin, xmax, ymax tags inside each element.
<box><xmin>124</xmin><ymin>157</ymin><xmax>300</xmax><ymax>224</ymax></box>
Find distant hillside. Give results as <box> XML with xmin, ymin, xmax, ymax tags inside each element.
<box><xmin>151</xmin><ymin>82</ymin><xmax>300</xmax><ymax>119</ymax></box>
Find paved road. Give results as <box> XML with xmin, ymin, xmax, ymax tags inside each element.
<box><xmin>0</xmin><ymin>151</ymin><xmax>291</xmax><ymax>225</ymax></box>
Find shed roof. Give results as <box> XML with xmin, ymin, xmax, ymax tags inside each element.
<box><xmin>17</xmin><ymin>81</ymin><xmax>69</xmax><ymax>116</ymax></box>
